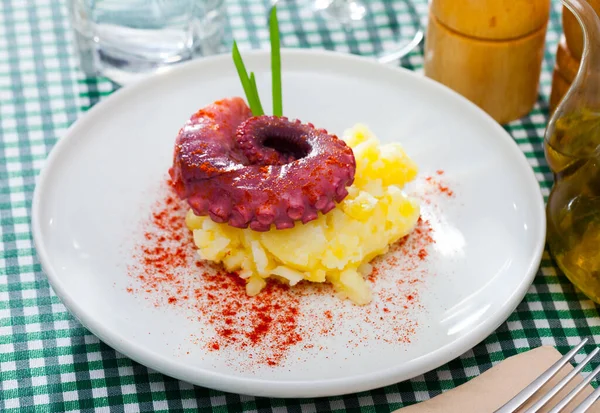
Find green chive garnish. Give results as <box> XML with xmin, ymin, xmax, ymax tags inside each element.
<box><xmin>231</xmin><ymin>7</ymin><xmax>282</xmax><ymax>117</ymax></box>
<box><xmin>249</xmin><ymin>72</ymin><xmax>264</xmax><ymax>116</ymax></box>
<box><xmin>270</xmin><ymin>6</ymin><xmax>282</xmax><ymax>117</ymax></box>
<box><xmin>232</xmin><ymin>41</ymin><xmax>264</xmax><ymax>116</ymax></box>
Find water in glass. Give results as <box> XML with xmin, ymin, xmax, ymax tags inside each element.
<box><xmin>69</xmin><ymin>0</ymin><xmax>226</xmax><ymax>84</ymax></box>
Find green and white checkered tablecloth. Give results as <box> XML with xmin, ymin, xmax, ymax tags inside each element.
<box><xmin>1</xmin><ymin>0</ymin><xmax>598</xmax><ymax>411</ymax></box>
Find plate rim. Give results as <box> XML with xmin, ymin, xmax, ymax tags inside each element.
<box><xmin>31</xmin><ymin>48</ymin><xmax>546</xmax><ymax>398</ymax></box>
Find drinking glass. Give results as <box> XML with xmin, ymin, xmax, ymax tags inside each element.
<box><xmin>69</xmin><ymin>0</ymin><xmax>226</xmax><ymax>85</ymax></box>
<box><xmin>273</xmin><ymin>0</ymin><xmax>423</xmax><ymax>63</ymax></box>
<box><xmin>314</xmin><ymin>0</ymin><xmax>367</xmax><ymax>22</ymax></box>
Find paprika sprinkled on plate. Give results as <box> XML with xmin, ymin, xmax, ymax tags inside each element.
<box><xmin>126</xmin><ymin>174</ymin><xmax>454</xmax><ymax>370</ymax></box>
<box><xmin>424</xmin><ymin>170</ymin><xmax>454</xmax><ymax>198</ymax></box>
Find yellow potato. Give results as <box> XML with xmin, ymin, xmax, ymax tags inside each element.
<box><xmin>186</xmin><ymin>124</ymin><xmax>420</xmax><ymax>305</ymax></box>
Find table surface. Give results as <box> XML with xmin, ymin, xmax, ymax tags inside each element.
<box><xmin>2</xmin><ymin>0</ymin><xmax>599</xmax><ymax>412</ymax></box>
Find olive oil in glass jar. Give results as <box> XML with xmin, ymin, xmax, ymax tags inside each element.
<box><xmin>545</xmin><ymin>0</ymin><xmax>600</xmax><ymax>303</ymax></box>
<box><xmin>546</xmin><ymin>112</ymin><xmax>600</xmax><ymax>302</ymax></box>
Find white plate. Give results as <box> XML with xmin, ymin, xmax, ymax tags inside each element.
<box><xmin>32</xmin><ymin>49</ymin><xmax>545</xmax><ymax>398</ymax></box>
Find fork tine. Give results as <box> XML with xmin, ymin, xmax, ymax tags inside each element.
<box><xmin>525</xmin><ymin>347</ymin><xmax>600</xmax><ymax>412</ymax></box>
<box><xmin>494</xmin><ymin>339</ymin><xmax>589</xmax><ymax>413</ymax></box>
<box><xmin>549</xmin><ymin>362</ymin><xmax>600</xmax><ymax>413</ymax></box>
<box><xmin>572</xmin><ymin>383</ymin><xmax>600</xmax><ymax>413</ymax></box>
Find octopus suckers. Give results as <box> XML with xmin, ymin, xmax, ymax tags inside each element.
<box><xmin>169</xmin><ymin>97</ymin><xmax>356</xmax><ymax>231</ymax></box>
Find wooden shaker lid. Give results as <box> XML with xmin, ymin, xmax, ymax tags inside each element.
<box><xmin>431</xmin><ymin>0</ymin><xmax>551</xmax><ymax>40</ymax></box>
<box><xmin>562</xmin><ymin>0</ymin><xmax>600</xmax><ymax>61</ymax></box>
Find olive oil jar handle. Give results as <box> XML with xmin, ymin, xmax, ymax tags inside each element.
<box><xmin>545</xmin><ymin>0</ymin><xmax>600</xmax><ymax>152</ymax></box>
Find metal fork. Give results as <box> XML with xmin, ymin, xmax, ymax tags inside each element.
<box><xmin>495</xmin><ymin>338</ymin><xmax>600</xmax><ymax>413</ymax></box>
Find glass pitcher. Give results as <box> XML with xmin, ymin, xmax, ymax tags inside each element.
<box><xmin>545</xmin><ymin>0</ymin><xmax>600</xmax><ymax>303</ymax></box>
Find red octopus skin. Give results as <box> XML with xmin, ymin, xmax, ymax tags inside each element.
<box><xmin>169</xmin><ymin>97</ymin><xmax>356</xmax><ymax>231</ymax></box>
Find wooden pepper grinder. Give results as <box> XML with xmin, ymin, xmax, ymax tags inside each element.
<box><xmin>424</xmin><ymin>0</ymin><xmax>551</xmax><ymax>124</ymax></box>
<box><xmin>562</xmin><ymin>0</ymin><xmax>600</xmax><ymax>61</ymax></box>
